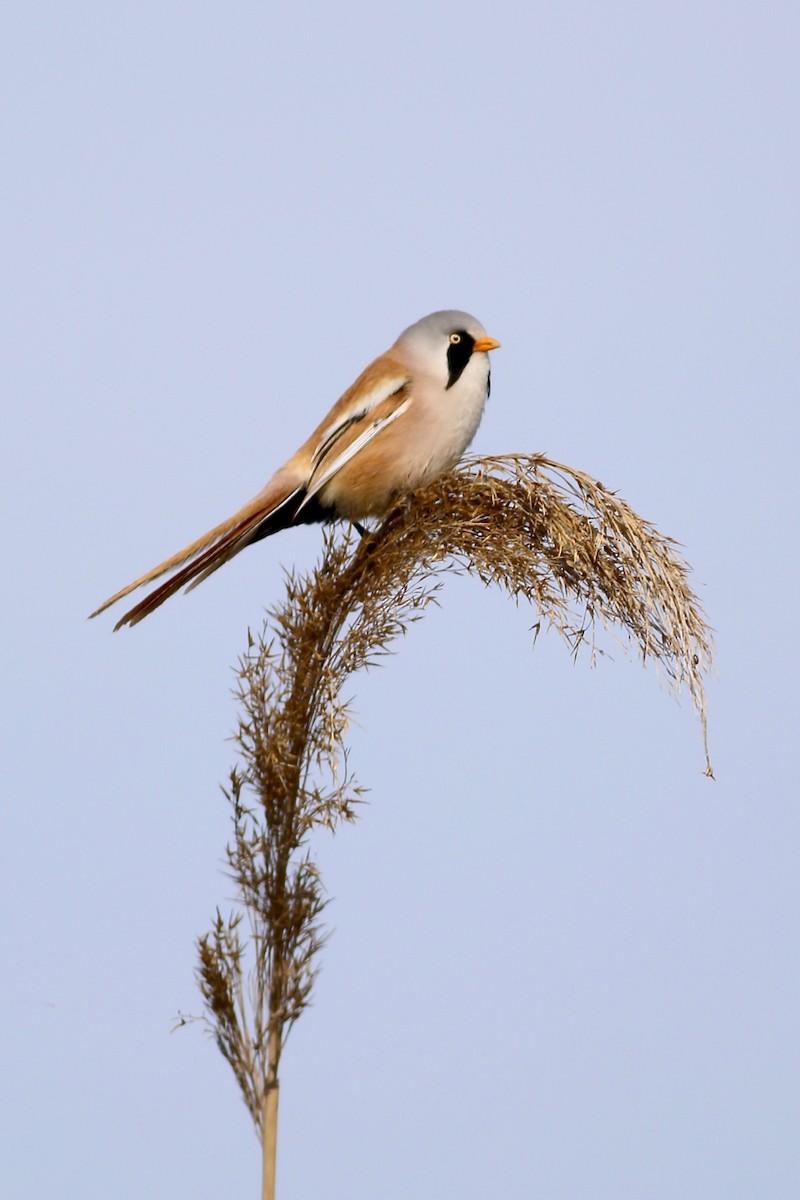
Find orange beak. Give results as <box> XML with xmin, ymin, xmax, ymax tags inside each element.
<box><xmin>473</xmin><ymin>336</ymin><xmax>501</xmax><ymax>353</ymax></box>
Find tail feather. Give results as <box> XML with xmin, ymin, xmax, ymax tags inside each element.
<box><xmin>90</xmin><ymin>473</ymin><xmax>305</xmax><ymax>628</ymax></box>
<box><xmin>111</xmin><ymin>518</ymin><xmax>259</xmax><ymax>628</ymax></box>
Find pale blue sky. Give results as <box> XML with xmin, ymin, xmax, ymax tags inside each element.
<box><xmin>3</xmin><ymin>2</ymin><xmax>799</xmax><ymax>1197</ymax></box>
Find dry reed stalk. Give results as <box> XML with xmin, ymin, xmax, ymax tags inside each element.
<box><xmin>194</xmin><ymin>452</ymin><xmax>714</xmax><ymax>1198</ymax></box>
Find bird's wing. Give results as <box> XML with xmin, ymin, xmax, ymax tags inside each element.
<box><xmin>300</xmin><ymin>386</ymin><xmax>411</xmax><ymax>510</ymax></box>
<box><xmin>179</xmin><ymin>379</ymin><xmax>412</xmax><ymax>598</ymax></box>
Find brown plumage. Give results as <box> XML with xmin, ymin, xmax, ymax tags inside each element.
<box><xmin>90</xmin><ymin>474</ymin><xmax>305</xmax><ymax>628</ymax></box>
<box><xmin>90</xmin><ymin>310</ymin><xmax>500</xmax><ymax>629</ymax></box>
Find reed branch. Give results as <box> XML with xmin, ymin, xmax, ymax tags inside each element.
<box><xmin>194</xmin><ymin>452</ymin><xmax>714</xmax><ymax>1187</ymax></box>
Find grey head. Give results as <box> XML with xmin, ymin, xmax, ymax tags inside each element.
<box><xmin>392</xmin><ymin>310</ymin><xmax>499</xmax><ymax>392</ymax></box>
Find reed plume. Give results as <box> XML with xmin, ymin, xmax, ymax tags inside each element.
<box><xmin>194</xmin><ymin>452</ymin><xmax>714</xmax><ymax>1199</ymax></box>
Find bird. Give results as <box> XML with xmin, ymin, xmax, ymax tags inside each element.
<box><xmin>90</xmin><ymin>309</ymin><xmax>500</xmax><ymax>629</ymax></box>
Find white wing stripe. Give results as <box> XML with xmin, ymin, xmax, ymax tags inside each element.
<box><xmin>312</xmin><ymin>376</ymin><xmax>408</xmax><ymax>468</ymax></box>
<box><xmin>300</xmin><ymin>398</ymin><xmax>412</xmax><ymax>510</ymax></box>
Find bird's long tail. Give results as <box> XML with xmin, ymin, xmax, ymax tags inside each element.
<box><xmin>89</xmin><ymin>471</ymin><xmax>307</xmax><ymax>630</ymax></box>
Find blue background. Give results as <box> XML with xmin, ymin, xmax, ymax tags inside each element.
<box><xmin>3</xmin><ymin>3</ymin><xmax>798</xmax><ymax>1196</ymax></box>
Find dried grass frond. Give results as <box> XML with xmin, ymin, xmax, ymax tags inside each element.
<box><xmin>196</xmin><ymin>451</ymin><xmax>714</xmax><ymax>1135</ymax></box>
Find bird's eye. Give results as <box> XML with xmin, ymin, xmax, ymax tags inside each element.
<box><xmin>449</xmin><ymin>332</ymin><xmax>462</xmax><ymax>344</ymax></box>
